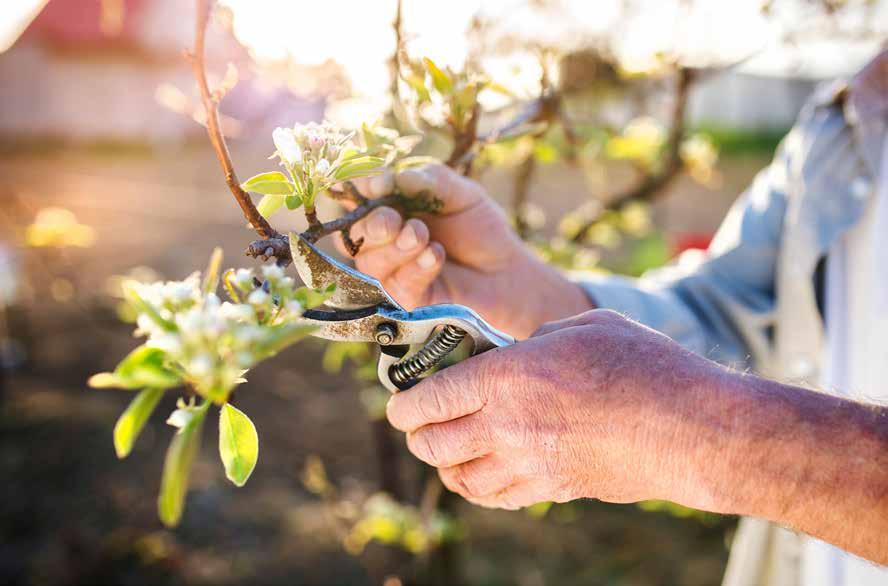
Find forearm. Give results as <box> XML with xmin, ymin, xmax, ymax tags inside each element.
<box><xmin>671</xmin><ymin>367</ymin><xmax>888</xmax><ymax>563</ymax></box>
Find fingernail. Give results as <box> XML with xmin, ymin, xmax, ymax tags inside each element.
<box><xmin>367</xmin><ymin>213</ymin><xmax>392</xmax><ymax>241</ymax></box>
<box><xmin>417</xmin><ymin>247</ymin><xmax>437</xmax><ymax>269</ymax></box>
<box><xmin>398</xmin><ymin>168</ymin><xmax>434</xmax><ymax>193</ymax></box>
<box><xmin>396</xmin><ymin>224</ymin><xmax>418</xmax><ymax>251</ymax></box>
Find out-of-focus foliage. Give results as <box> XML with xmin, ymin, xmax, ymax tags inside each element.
<box><xmin>344</xmin><ymin>493</ymin><xmax>464</xmax><ymax>556</ymax></box>
<box><xmin>24</xmin><ymin>207</ymin><xmax>96</xmax><ymax>248</ymax></box>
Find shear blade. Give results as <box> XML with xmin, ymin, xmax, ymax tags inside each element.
<box><xmin>288</xmin><ymin>232</ymin><xmax>403</xmax><ymax>311</ymax></box>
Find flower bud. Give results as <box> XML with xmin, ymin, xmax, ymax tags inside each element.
<box><xmin>273</xmin><ymin>127</ymin><xmax>303</xmax><ymax>167</ymax></box>
<box><xmin>315</xmin><ymin>159</ymin><xmax>331</xmax><ymax>176</ymax></box>
<box><xmin>247</xmin><ymin>289</ymin><xmax>270</xmax><ymax>306</ymax></box>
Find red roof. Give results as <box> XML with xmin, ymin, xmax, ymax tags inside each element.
<box><xmin>23</xmin><ymin>0</ymin><xmax>147</xmax><ymax>48</ymax></box>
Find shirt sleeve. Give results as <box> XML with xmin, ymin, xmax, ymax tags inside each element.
<box><xmin>579</xmin><ymin>138</ymin><xmax>793</xmax><ymax>369</ymax></box>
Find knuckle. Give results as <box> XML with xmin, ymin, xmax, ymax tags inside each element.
<box><xmin>450</xmin><ymin>464</ymin><xmax>482</xmax><ymax>498</ymax></box>
<box><xmin>587</xmin><ymin>308</ymin><xmax>625</xmax><ymax>325</ymax></box>
<box><xmin>416</xmin><ymin>383</ymin><xmax>447</xmax><ymax>422</ymax></box>
<box><xmin>408</xmin><ymin>428</ymin><xmax>442</xmax><ymax>466</ymax></box>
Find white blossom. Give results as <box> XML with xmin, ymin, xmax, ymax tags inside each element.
<box><xmin>121</xmin><ymin>261</ymin><xmax>329</xmax><ymax>405</ymax></box>
<box><xmin>219</xmin><ymin>302</ymin><xmax>254</xmax><ymax>322</ymax></box>
<box><xmin>147</xmin><ymin>333</ymin><xmax>182</xmax><ymax>354</ymax></box>
<box><xmin>188</xmin><ymin>354</ymin><xmax>214</xmax><ymax>378</ymax></box>
<box><xmin>273</xmin><ymin>127</ymin><xmax>303</xmax><ymax>166</ymax></box>
<box><xmin>166</xmin><ymin>408</ymin><xmax>193</xmax><ymax>429</ymax></box>
<box><xmin>247</xmin><ymin>289</ymin><xmax>270</xmax><ymax>306</ymax></box>
<box><xmin>261</xmin><ymin>264</ymin><xmax>285</xmax><ymax>282</ymax></box>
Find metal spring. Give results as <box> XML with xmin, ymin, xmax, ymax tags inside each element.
<box><xmin>389</xmin><ymin>325</ymin><xmax>467</xmax><ymax>387</ymax></box>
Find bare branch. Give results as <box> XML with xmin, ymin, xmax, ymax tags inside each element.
<box><xmin>188</xmin><ymin>0</ymin><xmax>278</xmax><ymax>241</ymax></box>
<box><xmin>570</xmin><ymin>67</ymin><xmax>696</xmax><ymax>243</ymax></box>
<box><xmin>328</xmin><ymin>181</ymin><xmax>369</xmax><ymax>206</ymax></box>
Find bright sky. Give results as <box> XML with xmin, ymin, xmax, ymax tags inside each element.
<box><xmin>220</xmin><ymin>0</ymin><xmax>884</xmax><ymax>104</ymax></box>
<box><xmin>2</xmin><ymin>0</ymin><xmax>882</xmax><ymax>113</ymax></box>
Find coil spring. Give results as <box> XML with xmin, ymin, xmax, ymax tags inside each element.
<box><xmin>389</xmin><ymin>325</ymin><xmax>467</xmax><ymax>387</ymax></box>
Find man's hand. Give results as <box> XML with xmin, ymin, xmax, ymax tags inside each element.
<box><xmin>343</xmin><ymin>164</ymin><xmax>592</xmax><ymax>339</ymax></box>
<box><xmin>386</xmin><ymin>310</ymin><xmax>710</xmax><ymax>509</ymax></box>
<box><xmin>386</xmin><ymin>310</ymin><xmax>888</xmax><ymax>565</ymax></box>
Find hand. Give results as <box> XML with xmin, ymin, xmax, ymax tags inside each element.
<box><xmin>342</xmin><ymin>164</ymin><xmax>592</xmax><ymax>339</ymax></box>
<box><xmin>386</xmin><ymin>310</ymin><xmax>719</xmax><ymax>510</ymax></box>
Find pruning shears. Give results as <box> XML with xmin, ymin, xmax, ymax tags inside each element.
<box><xmin>289</xmin><ymin>234</ymin><xmax>514</xmax><ymax>393</ymax></box>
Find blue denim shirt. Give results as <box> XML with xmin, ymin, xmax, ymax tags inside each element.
<box><xmin>580</xmin><ymin>49</ymin><xmax>887</xmax><ymax>383</ymax></box>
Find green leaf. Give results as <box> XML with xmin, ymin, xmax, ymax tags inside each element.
<box><xmin>218</xmin><ymin>403</ymin><xmax>259</xmax><ymax>487</ymax></box>
<box><xmin>253</xmin><ymin>323</ymin><xmax>318</xmax><ymax>359</ymax></box>
<box><xmin>485</xmin><ymin>81</ymin><xmax>514</xmax><ymax>97</ymax></box>
<box><xmin>285</xmin><ymin>194</ymin><xmax>303</xmax><ymax>210</ymax></box>
<box><xmin>293</xmin><ymin>283</ymin><xmax>336</xmax><ymax>309</ymax></box>
<box><xmin>423</xmin><ymin>57</ymin><xmax>453</xmax><ymax>94</ymax></box>
<box><xmin>202</xmin><ymin>247</ymin><xmax>223</xmax><ymax>295</ymax></box>
<box><xmin>114</xmin><ymin>388</ymin><xmax>164</xmax><ymax>458</ymax></box>
<box><xmin>241</xmin><ymin>172</ymin><xmax>295</xmax><ymax>196</ymax></box>
<box><xmin>333</xmin><ymin>156</ymin><xmax>384</xmax><ymax>181</ymax></box>
<box><xmin>404</xmin><ymin>74</ymin><xmax>431</xmax><ymax>103</ymax></box>
<box><xmin>158</xmin><ymin>401</ymin><xmax>209</xmax><ymax>528</ymax></box>
<box><xmin>89</xmin><ymin>346</ymin><xmax>181</xmax><ymax>390</ymax></box>
<box><xmin>360</xmin><ymin>122</ymin><xmax>380</xmax><ymax>149</ymax></box>
<box><xmin>256</xmin><ymin>194</ymin><xmax>286</xmax><ymax>218</ymax></box>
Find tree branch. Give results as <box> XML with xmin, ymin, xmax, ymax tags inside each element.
<box><xmin>190</xmin><ymin>0</ymin><xmax>440</xmax><ymax>266</ymax></box>
<box><xmin>187</xmin><ymin>0</ymin><xmax>278</xmax><ymax>241</ymax></box>
<box><xmin>570</xmin><ymin>67</ymin><xmax>696</xmax><ymax>243</ymax></box>
<box><xmin>244</xmin><ymin>191</ymin><xmax>442</xmax><ymax>264</ymax></box>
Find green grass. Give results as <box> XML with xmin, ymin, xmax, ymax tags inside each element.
<box><xmin>693</xmin><ymin>125</ymin><xmax>789</xmax><ymax>157</ymax></box>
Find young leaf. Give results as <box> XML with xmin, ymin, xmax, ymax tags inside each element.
<box><xmin>240</xmin><ymin>172</ymin><xmax>295</xmax><ymax>196</ymax></box>
<box><xmin>404</xmin><ymin>74</ymin><xmax>431</xmax><ymax>103</ymax></box>
<box><xmin>114</xmin><ymin>388</ymin><xmax>164</xmax><ymax>458</ymax></box>
<box><xmin>285</xmin><ymin>194</ymin><xmax>303</xmax><ymax>210</ymax></box>
<box><xmin>89</xmin><ymin>346</ymin><xmax>181</xmax><ymax>390</ymax></box>
<box><xmin>202</xmin><ymin>247</ymin><xmax>223</xmax><ymax>295</ymax></box>
<box><xmin>218</xmin><ymin>403</ymin><xmax>259</xmax><ymax>487</ymax></box>
<box><xmin>293</xmin><ymin>283</ymin><xmax>336</xmax><ymax>309</ymax></box>
<box><xmin>333</xmin><ymin>156</ymin><xmax>384</xmax><ymax>181</ymax></box>
<box><xmin>158</xmin><ymin>401</ymin><xmax>209</xmax><ymax>528</ymax></box>
<box><xmin>253</xmin><ymin>323</ymin><xmax>318</xmax><ymax>359</ymax></box>
<box><xmin>423</xmin><ymin>57</ymin><xmax>453</xmax><ymax>94</ymax></box>
<box><xmin>256</xmin><ymin>194</ymin><xmax>286</xmax><ymax>218</ymax></box>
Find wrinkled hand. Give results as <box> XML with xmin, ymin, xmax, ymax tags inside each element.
<box><xmin>343</xmin><ymin>164</ymin><xmax>592</xmax><ymax>339</ymax></box>
<box><xmin>386</xmin><ymin>310</ymin><xmax>716</xmax><ymax>510</ymax></box>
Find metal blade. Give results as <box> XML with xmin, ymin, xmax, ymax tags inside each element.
<box><xmin>288</xmin><ymin>232</ymin><xmax>403</xmax><ymax>310</ymax></box>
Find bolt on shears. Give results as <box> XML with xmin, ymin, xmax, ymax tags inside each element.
<box><xmin>288</xmin><ymin>234</ymin><xmax>514</xmax><ymax>393</ymax></box>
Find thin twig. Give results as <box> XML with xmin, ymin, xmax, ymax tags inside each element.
<box><xmin>187</xmin><ymin>0</ymin><xmax>278</xmax><ymax>241</ymax></box>
<box><xmin>245</xmin><ymin>191</ymin><xmax>442</xmax><ymax>264</ymax></box>
<box><xmin>512</xmin><ymin>155</ymin><xmax>536</xmax><ymax>240</ymax></box>
<box><xmin>570</xmin><ymin>67</ymin><xmax>696</xmax><ymax>243</ymax></box>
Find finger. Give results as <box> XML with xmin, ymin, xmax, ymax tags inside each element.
<box><xmin>382</xmin><ymin>242</ymin><xmax>445</xmax><ymax>308</ymax></box>
<box><xmin>386</xmin><ymin>359</ymin><xmax>490</xmax><ymax>432</ymax></box>
<box><xmin>352</xmin><ymin>219</ymin><xmax>429</xmax><ymax>281</ymax></box>
<box><xmin>465</xmin><ymin>481</ymin><xmax>541</xmax><ymax>511</ymax></box>
<box><xmin>531</xmin><ymin>308</ymin><xmax>625</xmax><ymax>338</ymax></box>
<box><xmin>348</xmin><ymin>206</ymin><xmax>403</xmax><ymax>249</ymax></box>
<box><xmin>396</xmin><ymin>164</ymin><xmax>485</xmax><ymax>214</ymax></box>
<box><xmin>350</xmin><ymin>170</ymin><xmax>395</xmax><ymax>200</ymax></box>
<box><xmin>406</xmin><ymin>412</ymin><xmax>493</xmax><ymax>468</ymax></box>
<box><xmin>438</xmin><ymin>455</ymin><xmax>515</xmax><ymax>500</ymax></box>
